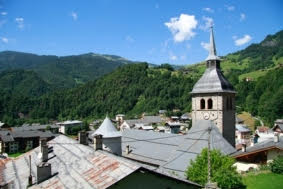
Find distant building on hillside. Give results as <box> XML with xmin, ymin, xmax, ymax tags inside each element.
<box><xmin>235</xmin><ymin>124</ymin><xmax>252</xmax><ymax>149</ymax></box>
<box><xmin>273</xmin><ymin>119</ymin><xmax>283</xmax><ymax>134</ymax></box>
<box><xmin>56</xmin><ymin>120</ymin><xmax>83</xmax><ymax>134</ymax></box>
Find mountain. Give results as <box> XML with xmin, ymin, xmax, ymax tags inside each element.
<box><xmin>0</xmin><ymin>51</ymin><xmax>141</xmax><ymax>88</ymax></box>
<box><xmin>0</xmin><ymin>30</ymin><xmax>282</xmax><ymax>126</ymax></box>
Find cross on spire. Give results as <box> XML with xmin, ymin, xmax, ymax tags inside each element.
<box><xmin>206</xmin><ymin>26</ymin><xmax>220</xmax><ymax>61</ymax></box>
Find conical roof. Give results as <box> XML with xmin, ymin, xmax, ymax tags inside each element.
<box><xmin>92</xmin><ymin>116</ymin><xmax>121</xmax><ymax>138</ymax></box>
<box><xmin>206</xmin><ymin>26</ymin><xmax>220</xmax><ymax>61</ymax></box>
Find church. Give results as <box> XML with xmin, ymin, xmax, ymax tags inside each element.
<box><xmin>91</xmin><ymin>27</ymin><xmax>237</xmax><ymax>178</ymax></box>
<box><xmin>191</xmin><ymin>26</ymin><xmax>236</xmax><ymax>147</ymax></box>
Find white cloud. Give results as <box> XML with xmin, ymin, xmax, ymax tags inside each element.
<box><xmin>201</xmin><ymin>41</ymin><xmax>210</xmax><ymax>51</ymax></box>
<box><xmin>1</xmin><ymin>12</ymin><xmax>7</xmax><ymax>16</ymax></box>
<box><xmin>165</xmin><ymin>14</ymin><xmax>198</xmax><ymax>43</ymax></box>
<box><xmin>1</xmin><ymin>37</ymin><xmax>8</xmax><ymax>43</ymax></box>
<box><xmin>226</xmin><ymin>5</ymin><xmax>235</xmax><ymax>11</ymax></box>
<box><xmin>71</xmin><ymin>12</ymin><xmax>78</xmax><ymax>21</ymax></box>
<box><xmin>125</xmin><ymin>35</ymin><xmax>134</xmax><ymax>43</ymax></box>
<box><xmin>170</xmin><ymin>55</ymin><xmax>177</xmax><ymax>61</ymax></box>
<box><xmin>15</xmin><ymin>17</ymin><xmax>24</xmax><ymax>29</ymax></box>
<box><xmin>202</xmin><ymin>7</ymin><xmax>214</xmax><ymax>13</ymax></box>
<box><xmin>199</xmin><ymin>16</ymin><xmax>213</xmax><ymax>31</ymax></box>
<box><xmin>234</xmin><ymin>35</ymin><xmax>252</xmax><ymax>46</ymax></box>
<box><xmin>240</xmin><ymin>13</ymin><xmax>246</xmax><ymax>21</ymax></box>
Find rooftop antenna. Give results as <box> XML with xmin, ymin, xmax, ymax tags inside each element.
<box><xmin>28</xmin><ymin>155</ymin><xmax>33</xmax><ymax>186</ymax></box>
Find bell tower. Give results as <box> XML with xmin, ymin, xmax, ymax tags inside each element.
<box><xmin>191</xmin><ymin>26</ymin><xmax>236</xmax><ymax>147</ymax></box>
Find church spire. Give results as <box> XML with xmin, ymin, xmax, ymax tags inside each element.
<box><xmin>206</xmin><ymin>26</ymin><xmax>220</xmax><ymax>61</ymax></box>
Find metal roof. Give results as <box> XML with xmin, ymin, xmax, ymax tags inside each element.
<box><xmin>122</xmin><ymin>120</ymin><xmax>236</xmax><ymax>178</ymax></box>
<box><xmin>191</xmin><ymin>67</ymin><xmax>235</xmax><ymax>94</ymax></box>
<box><xmin>92</xmin><ymin>117</ymin><xmax>121</xmax><ymax>138</ymax></box>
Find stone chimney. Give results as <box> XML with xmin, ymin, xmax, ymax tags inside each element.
<box><xmin>274</xmin><ymin>133</ymin><xmax>279</xmax><ymax>143</ymax></box>
<box><xmin>241</xmin><ymin>144</ymin><xmax>247</xmax><ymax>152</ymax></box>
<box><xmin>78</xmin><ymin>131</ymin><xmax>87</xmax><ymax>145</ymax></box>
<box><xmin>94</xmin><ymin>134</ymin><xmax>103</xmax><ymax>151</ymax></box>
<box><xmin>37</xmin><ymin>162</ymin><xmax>51</xmax><ymax>184</ymax></box>
<box><xmin>40</xmin><ymin>138</ymin><xmax>48</xmax><ymax>162</ymax></box>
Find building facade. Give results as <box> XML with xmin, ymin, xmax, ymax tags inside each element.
<box><xmin>191</xmin><ymin>27</ymin><xmax>236</xmax><ymax>147</ymax></box>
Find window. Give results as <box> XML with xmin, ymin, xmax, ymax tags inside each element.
<box><xmin>208</xmin><ymin>99</ymin><xmax>213</xmax><ymax>109</ymax></box>
<box><xmin>26</xmin><ymin>140</ymin><xmax>33</xmax><ymax>150</ymax></box>
<box><xmin>200</xmin><ymin>99</ymin><xmax>205</xmax><ymax>109</ymax></box>
<box><xmin>9</xmin><ymin>142</ymin><xmax>19</xmax><ymax>153</ymax></box>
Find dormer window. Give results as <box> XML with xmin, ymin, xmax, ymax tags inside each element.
<box><xmin>200</xmin><ymin>99</ymin><xmax>205</xmax><ymax>109</ymax></box>
<box><xmin>208</xmin><ymin>99</ymin><xmax>213</xmax><ymax>109</ymax></box>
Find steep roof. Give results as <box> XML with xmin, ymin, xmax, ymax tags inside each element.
<box><xmin>191</xmin><ymin>67</ymin><xmax>235</xmax><ymax>94</ymax></box>
<box><xmin>122</xmin><ymin>120</ymin><xmax>236</xmax><ymax>178</ymax></box>
<box><xmin>191</xmin><ymin>26</ymin><xmax>235</xmax><ymax>94</ymax></box>
<box><xmin>92</xmin><ymin>117</ymin><xmax>121</xmax><ymax>138</ymax></box>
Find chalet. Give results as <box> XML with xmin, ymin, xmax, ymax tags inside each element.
<box><xmin>165</xmin><ymin>122</ymin><xmax>181</xmax><ymax>134</ymax></box>
<box><xmin>272</xmin><ymin>119</ymin><xmax>283</xmax><ymax>134</ymax></box>
<box><xmin>0</xmin><ymin>130</ymin><xmax>54</xmax><ymax>154</ymax></box>
<box><xmin>56</xmin><ymin>120</ymin><xmax>83</xmax><ymax>134</ymax></box>
<box><xmin>0</xmin><ymin>134</ymin><xmax>201</xmax><ymax>188</ymax></box>
<box><xmin>232</xmin><ymin>134</ymin><xmax>283</xmax><ymax>164</ymax></box>
<box><xmin>235</xmin><ymin>124</ymin><xmax>252</xmax><ymax>148</ymax></box>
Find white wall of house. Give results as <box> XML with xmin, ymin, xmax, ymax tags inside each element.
<box><xmin>120</xmin><ymin>122</ymin><xmax>130</xmax><ymax>131</ymax></box>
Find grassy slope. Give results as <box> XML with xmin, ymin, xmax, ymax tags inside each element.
<box><xmin>237</xmin><ymin>112</ymin><xmax>256</xmax><ymax>131</ymax></box>
<box><xmin>243</xmin><ymin>172</ymin><xmax>283</xmax><ymax>189</ymax></box>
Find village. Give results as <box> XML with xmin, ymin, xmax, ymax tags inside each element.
<box><xmin>0</xmin><ymin>27</ymin><xmax>282</xmax><ymax>189</ymax></box>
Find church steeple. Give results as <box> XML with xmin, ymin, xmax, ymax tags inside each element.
<box><xmin>206</xmin><ymin>26</ymin><xmax>220</xmax><ymax>61</ymax></box>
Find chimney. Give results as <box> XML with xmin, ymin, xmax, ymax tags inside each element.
<box><xmin>241</xmin><ymin>144</ymin><xmax>247</xmax><ymax>152</ymax></box>
<box><xmin>40</xmin><ymin>138</ymin><xmax>48</xmax><ymax>162</ymax></box>
<box><xmin>94</xmin><ymin>134</ymin><xmax>103</xmax><ymax>151</ymax></box>
<box><xmin>126</xmin><ymin>145</ymin><xmax>130</xmax><ymax>154</ymax></box>
<box><xmin>274</xmin><ymin>133</ymin><xmax>279</xmax><ymax>143</ymax></box>
<box><xmin>78</xmin><ymin>131</ymin><xmax>87</xmax><ymax>145</ymax></box>
<box><xmin>37</xmin><ymin>162</ymin><xmax>51</xmax><ymax>184</ymax></box>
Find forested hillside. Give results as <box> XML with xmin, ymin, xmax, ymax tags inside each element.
<box><xmin>0</xmin><ymin>30</ymin><xmax>282</xmax><ymax>126</ymax></box>
<box><xmin>0</xmin><ymin>51</ymin><xmax>138</xmax><ymax>88</ymax></box>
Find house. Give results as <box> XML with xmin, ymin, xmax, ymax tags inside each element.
<box><xmin>0</xmin><ymin>130</ymin><xmax>54</xmax><ymax>154</ymax></box>
<box><xmin>120</xmin><ymin>119</ymin><xmax>144</xmax><ymax>130</ymax></box>
<box><xmin>56</xmin><ymin>120</ymin><xmax>83</xmax><ymax>134</ymax></box>
<box><xmin>135</xmin><ymin>124</ymin><xmax>154</xmax><ymax>131</ymax></box>
<box><xmin>272</xmin><ymin>119</ymin><xmax>283</xmax><ymax>134</ymax></box>
<box><xmin>121</xmin><ymin>120</ymin><xmax>236</xmax><ymax>178</ymax></box>
<box><xmin>165</xmin><ymin>122</ymin><xmax>181</xmax><ymax>134</ymax></box>
<box><xmin>120</xmin><ymin>115</ymin><xmax>163</xmax><ymax>131</ymax></box>
<box><xmin>0</xmin><ymin>134</ymin><xmax>201</xmax><ymax>188</ymax></box>
<box><xmin>11</xmin><ymin>124</ymin><xmax>60</xmax><ymax>133</ymax></box>
<box><xmin>236</xmin><ymin>124</ymin><xmax>252</xmax><ymax>148</ymax></box>
<box><xmin>159</xmin><ymin>110</ymin><xmax>167</xmax><ymax>115</ymax></box>
<box><xmin>232</xmin><ymin>134</ymin><xmax>283</xmax><ymax>164</ymax></box>
<box><xmin>181</xmin><ymin>113</ymin><xmax>191</xmax><ymax>122</ymax></box>
<box><xmin>255</xmin><ymin>126</ymin><xmax>274</xmax><ymax>143</ymax></box>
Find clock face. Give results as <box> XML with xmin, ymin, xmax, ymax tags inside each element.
<box><xmin>203</xmin><ymin>112</ymin><xmax>210</xmax><ymax>120</ymax></box>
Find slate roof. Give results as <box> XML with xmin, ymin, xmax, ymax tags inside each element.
<box><xmin>191</xmin><ymin>27</ymin><xmax>235</xmax><ymax>94</ymax></box>
<box><xmin>273</xmin><ymin>123</ymin><xmax>283</xmax><ymax>131</ymax></box>
<box><xmin>122</xmin><ymin>120</ymin><xmax>236</xmax><ymax>178</ymax></box>
<box><xmin>0</xmin><ymin>135</ymin><xmax>141</xmax><ymax>188</ymax></box>
<box><xmin>11</xmin><ymin>125</ymin><xmax>59</xmax><ymax>132</ymax></box>
<box><xmin>0</xmin><ymin>130</ymin><xmax>54</xmax><ymax>142</ymax></box>
<box><xmin>232</xmin><ymin>136</ymin><xmax>283</xmax><ymax>157</ymax></box>
<box><xmin>92</xmin><ymin>117</ymin><xmax>121</xmax><ymax>138</ymax></box>
<box><xmin>191</xmin><ymin>67</ymin><xmax>235</xmax><ymax>94</ymax></box>
<box><xmin>236</xmin><ymin>124</ymin><xmax>251</xmax><ymax>132</ymax></box>
<box><xmin>142</xmin><ymin>116</ymin><xmax>162</xmax><ymax>123</ymax></box>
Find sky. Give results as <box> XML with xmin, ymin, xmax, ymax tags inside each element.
<box><xmin>0</xmin><ymin>0</ymin><xmax>282</xmax><ymax>65</ymax></box>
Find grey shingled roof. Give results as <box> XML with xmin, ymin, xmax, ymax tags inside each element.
<box><xmin>11</xmin><ymin>125</ymin><xmax>59</xmax><ymax>132</ymax></box>
<box><xmin>122</xmin><ymin>120</ymin><xmax>236</xmax><ymax>178</ymax></box>
<box><xmin>191</xmin><ymin>67</ymin><xmax>235</xmax><ymax>94</ymax></box>
<box><xmin>0</xmin><ymin>130</ymin><xmax>54</xmax><ymax>142</ymax></box>
<box><xmin>92</xmin><ymin>117</ymin><xmax>121</xmax><ymax>138</ymax></box>
<box><xmin>232</xmin><ymin>136</ymin><xmax>283</xmax><ymax>157</ymax></box>
<box><xmin>0</xmin><ymin>135</ymin><xmax>141</xmax><ymax>188</ymax></box>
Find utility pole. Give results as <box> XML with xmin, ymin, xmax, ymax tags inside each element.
<box><xmin>205</xmin><ymin>126</ymin><xmax>218</xmax><ymax>189</ymax></box>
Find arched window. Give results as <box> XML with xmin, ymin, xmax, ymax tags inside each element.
<box><xmin>208</xmin><ymin>99</ymin><xmax>213</xmax><ymax>109</ymax></box>
<box><xmin>200</xmin><ymin>99</ymin><xmax>205</xmax><ymax>109</ymax></box>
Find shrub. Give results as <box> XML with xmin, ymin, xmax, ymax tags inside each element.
<box><xmin>270</xmin><ymin>156</ymin><xmax>283</xmax><ymax>174</ymax></box>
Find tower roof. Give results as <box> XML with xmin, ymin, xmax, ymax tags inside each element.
<box><xmin>191</xmin><ymin>26</ymin><xmax>235</xmax><ymax>94</ymax></box>
<box><xmin>92</xmin><ymin>116</ymin><xmax>121</xmax><ymax>138</ymax></box>
<box><xmin>206</xmin><ymin>26</ymin><xmax>220</xmax><ymax>61</ymax></box>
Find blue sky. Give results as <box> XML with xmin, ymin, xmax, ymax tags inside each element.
<box><xmin>0</xmin><ymin>0</ymin><xmax>282</xmax><ymax>65</ymax></box>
